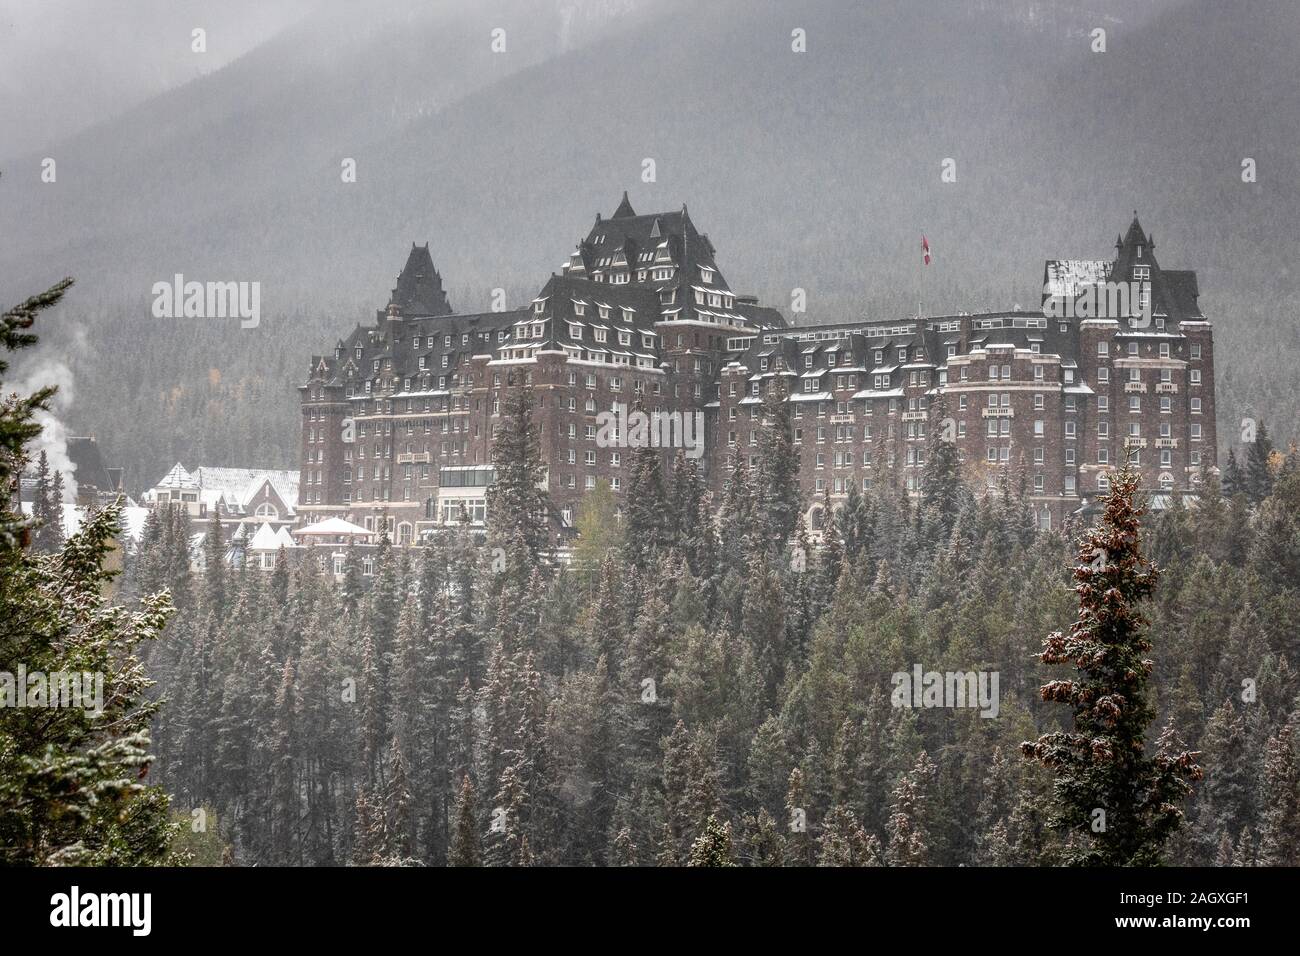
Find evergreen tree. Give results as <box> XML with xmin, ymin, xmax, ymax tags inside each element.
<box><xmin>486</xmin><ymin>386</ymin><xmax>551</xmax><ymax>575</ymax></box>
<box><xmin>1221</xmin><ymin>448</ymin><xmax>1245</xmax><ymax>498</ymax></box>
<box><xmin>885</xmin><ymin>751</ymin><xmax>936</xmax><ymax>866</ymax></box>
<box><xmin>686</xmin><ymin>814</ymin><xmax>736</xmax><ymax>867</ymax></box>
<box><xmin>920</xmin><ymin>397</ymin><xmax>964</xmax><ymax>534</ymax></box>
<box><xmin>1256</xmin><ymin>725</ymin><xmax>1300</xmax><ymax>866</ymax></box>
<box><xmin>1022</xmin><ymin>465</ymin><xmax>1201</xmax><ymax>865</ymax></box>
<box><xmin>1</xmin><ymin>279</ymin><xmax>183</xmax><ymax>864</ymax></box>
<box><xmin>1244</xmin><ymin>421</ymin><xmax>1276</xmax><ymax>504</ymax></box>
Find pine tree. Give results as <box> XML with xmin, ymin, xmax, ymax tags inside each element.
<box><xmin>752</xmin><ymin>378</ymin><xmax>801</xmax><ymax>555</ymax></box>
<box><xmin>817</xmin><ymin>805</ymin><xmax>882</xmax><ymax>866</ymax></box>
<box><xmin>1022</xmin><ymin>464</ymin><xmax>1201</xmax><ymax>865</ymax></box>
<box><xmin>920</xmin><ymin>397</ymin><xmax>964</xmax><ymax>534</ymax></box>
<box><xmin>885</xmin><ymin>751</ymin><xmax>936</xmax><ymax>866</ymax></box>
<box><xmin>201</xmin><ymin>513</ymin><xmax>227</xmax><ymax>618</ymax></box>
<box><xmin>1</xmin><ymin>279</ymin><xmax>182</xmax><ymax>864</ymax></box>
<box><xmin>1244</xmin><ymin>421</ymin><xmax>1276</xmax><ymax>504</ymax></box>
<box><xmin>686</xmin><ymin>814</ymin><xmax>736</xmax><ymax>866</ymax></box>
<box><xmin>486</xmin><ymin>386</ymin><xmax>551</xmax><ymax>575</ymax></box>
<box><xmin>1256</xmin><ymin>725</ymin><xmax>1300</xmax><ymax>866</ymax></box>
<box><xmin>1221</xmin><ymin>448</ymin><xmax>1245</xmax><ymax>498</ymax></box>
<box><xmin>622</xmin><ymin>417</ymin><xmax>671</xmax><ymax>571</ymax></box>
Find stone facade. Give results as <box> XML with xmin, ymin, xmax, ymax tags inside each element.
<box><xmin>299</xmin><ymin>201</ymin><xmax>1215</xmax><ymax>540</ymax></box>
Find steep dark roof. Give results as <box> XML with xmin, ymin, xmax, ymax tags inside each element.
<box><xmin>611</xmin><ymin>190</ymin><xmax>637</xmax><ymax>219</ymax></box>
<box><xmin>67</xmin><ymin>437</ymin><xmax>115</xmax><ymax>492</ymax></box>
<box><xmin>388</xmin><ymin>243</ymin><xmax>453</xmax><ymax>317</ymax></box>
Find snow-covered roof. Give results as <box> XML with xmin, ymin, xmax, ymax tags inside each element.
<box><xmin>1043</xmin><ymin>259</ymin><xmax>1113</xmax><ymax>298</ymax></box>
<box><xmin>194</xmin><ymin>466</ymin><xmax>299</xmax><ymax>511</ymax></box>
<box><xmin>293</xmin><ymin>517</ymin><xmax>372</xmax><ymax>537</ymax></box>
<box><xmin>19</xmin><ymin>502</ymin><xmax>150</xmax><ymax>542</ymax></box>
<box><xmin>247</xmin><ymin>522</ymin><xmax>284</xmax><ymax>551</ymax></box>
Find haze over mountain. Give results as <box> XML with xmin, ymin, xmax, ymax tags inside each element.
<box><xmin>2</xmin><ymin>0</ymin><xmax>1295</xmax><ymax>491</ymax></box>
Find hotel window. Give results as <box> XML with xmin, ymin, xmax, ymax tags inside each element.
<box><xmin>1098</xmin><ymin>367</ymin><xmax>1109</xmax><ymax>383</ymax></box>
<box><xmin>1065</xmin><ymin>421</ymin><xmax>1076</xmax><ymax>438</ymax></box>
<box><xmin>1190</xmin><ymin>369</ymin><xmax>1201</xmax><ymax>384</ymax></box>
<box><xmin>1034</xmin><ymin>420</ymin><xmax>1044</xmax><ymax>436</ymax></box>
<box><xmin>1129</xmin><ymin>396</ymin><xmax>1141</xmax><ymax>412</ymax></box>
<box><xmin>1127</xmin><ymin>342</ymin><xmax>1138</xmax><ymax>356</ymax></box>
<box><xmin>1097</xmin><ymin>395</ymin><xmax>1108</xmax><ymax>412</ymax></box>
<box><xmin>1160</xmin><ymin>397</ymin><xmax>1172</xmax><ymax>412</ymax></box>
<box><xmin>1034</xmin><ymin>393</ymin><xmax>1044</xmax><ymax>410</ymax></box>
<box><xmin>1034</xmin><ymin>365</ymin><xmax>1044</xmax><ymax>380</ymax></box>
<box><xmin>1065</xmin><ymin>448</ymin><xmax>1075</xmax><ymax>465</ymax></box>
<box><xmin>1159</xmin><ymin>343</ymin><xmax>1170</xmax><ymax>358</ymax></box>
<box><xmin>1129</xmin><ymin>368</ymin><xmax>1141</xmax><ymax>382</ymax></box>
<box><xmin>1191</xmin><ymin>450</ymin><xmax>1202</xmax><ymax>465</ymax></box>
<box><xmin>958</xmin><ymin>395</ymin><xmax>968</xmax><ymax>411</ymax></box>
<box><xmin>1191</xmin><ymin>424</ymin><xmax>1202</xmax><ymax>440</ymax></box>
<box><xmin>1065</xmin><ymin>475</ymin><xmax>1076</xmax><ymax>494</ymax></box>
<box><xmin>1034</xmin><ymin>475</ymin><xmax>1045</xmax><ymax>492</ymax></box>
<box><xmin>1191</xmin><ymin>343</ymin><xmax>1201</xmax><ymax>359</ymax></box>
<box><xmin>1098</xmin><ymin>448</ymin><xmax>1109</xmax><ymax>464</ymax></box>
<box><xmin>1098</xmin><ymin>342</ymin><xmax>1109</xmax><ymax>356</ymax></box>
<box><xmin>1034</xmin><ymin>447</ymin><xmax>1045</xmax><ymax>463</ymax></box>
<box><xmin>1191</xmin><ymin>397</ymin><xmax>1202</xmax><ymax>413</ymax></box>
<box><xmin>1098</xmin><ymin>422</ymin><xmax>1109</xmax><ymax>438</ymax></box>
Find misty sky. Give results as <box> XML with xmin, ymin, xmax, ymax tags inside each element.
<box><xmin>0</xmin><ymin>0</ymin><xmax>320</xmax><ymax>152</ymax></box>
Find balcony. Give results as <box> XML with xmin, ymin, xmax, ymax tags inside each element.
<box><xmin>981</xmin><ymin>407</ymin><xmax>1014</xmax><ymax>418</ymax></box>
<box><xmin>901</xmin><ymin>411</ymin><xmax>929</xmax><ymax>422</ymax></box>
<box><xmin>1124</xmin><ymin>382</ymin><xmax>1148</xmax><ymax>394</ymax></box>
<box><xmin>829</xmin><ymin>413</ymin><xmax>857</xmax><ymax>424</ymax></box>
<box><xmin>397</xmin><ymin>452</ymin><xmax>431</xmax><ymax>464</ymax></box>
<box><xmin>1155</xmin><ymin>438</ymin><xmax>1179</xmax><ymax>448</ymax></box>
<box><xmin>1155</xmin><ymin>382</ymin><xmax>1178</xmax><ymax>394</ymax></box>
<box><xmin>1124</xmin><ymin>437</ymin><xmax>1148</xmax><ymax>449</ymax></box>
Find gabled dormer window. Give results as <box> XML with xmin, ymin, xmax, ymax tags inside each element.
<box><xmin>701</xmin><ymin>267</ymin><xmax>715</xmax><ymax>284</ymax></box>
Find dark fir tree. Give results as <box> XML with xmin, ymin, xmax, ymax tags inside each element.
<box><xmin>1022</xmin><ymin>465</ymin><xmax>1201</xmax><ymax>865</ymax></box>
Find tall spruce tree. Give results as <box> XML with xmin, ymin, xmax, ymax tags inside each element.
<box><xmin>1022</xmin><ymin>465</ymin><xmax>1201</xmax><ymax>865</ymax></box>
<box><xmin>1</xmin><ymin>279</ymin><xmax>182</xmax><ymax>864</ymax></box>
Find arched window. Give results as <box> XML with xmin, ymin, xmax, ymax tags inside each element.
<box><xmin>809</xmin><ymin>506</ymin><xmax>824</xmax><ymax>532</ymax></box>
<box><xmin>255</xmin><ymin>502</ymin><xmax>278</xmax><ymax>520</ymax></box>
<box><xmin>397</xmin><ymin>522</ymin><xmax>413</xmax><ymax>546</ymax></box>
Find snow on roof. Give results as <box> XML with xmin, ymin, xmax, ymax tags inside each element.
<box><xmin>1044</xmin><ymin>259</ymin><xmax>1113</xmax><ymax>297</ymax></box>
<box><xmin>293</xmin><ymin>517</ymin><xmax>373</xmax><ymax>537</ymax></box>
<box><xmin>155</xmin><ymin>462</ymin><xmax>199</xmax><ymax>490</ymax></box>
<box><xmin>19</xmin><ymin>502</ymin><xmax>150</xmax><ymax>542</ymax></box>
<box><xmin>247</xmin><ymin>522</ymin><xmax>283</xmax><ymax>551</ymax></box>
<box><xmin>194</xmin><ymin>467</ymin><xmax>300</xmax><ymax>511</ymax></box>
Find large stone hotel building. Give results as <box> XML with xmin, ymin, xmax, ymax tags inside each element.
<box><xmin>298</xmin><ymin>195</ymin><xmax>1216</xmax><ymax>543</ymax></box>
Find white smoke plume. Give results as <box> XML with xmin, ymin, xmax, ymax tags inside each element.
<box><xmin>7</xmin><ymin>360</ymin><xmax>79</xmax><ymax>502</ymax></box>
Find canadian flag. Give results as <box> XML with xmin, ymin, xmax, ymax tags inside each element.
<box><xmin>921</xmin><ymin>236</ymin><xmax>931</xmax><ymax>266</ymax></box>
